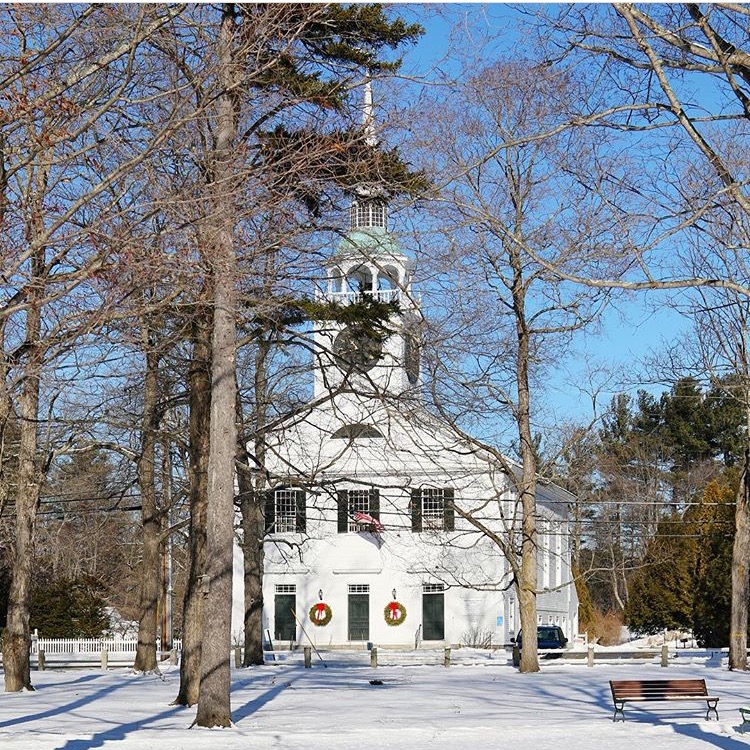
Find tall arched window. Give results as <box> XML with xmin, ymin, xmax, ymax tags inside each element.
<box><xmin>378</xmin><ymin>266</ymin><xmax>399</xmax><ymax>290</ymax></box>
<box><xmin>329</xmin><ymin>267</ymin><xmax>344</xmax><ymax>293</ymax></box>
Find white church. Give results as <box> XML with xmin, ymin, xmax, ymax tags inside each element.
<box><xmin>231</xmin><ymin>95</ymin><xmax>579</xmax><ymax>650</ymax></box>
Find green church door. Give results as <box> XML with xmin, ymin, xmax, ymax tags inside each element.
<box><xmin>274</xmin><ymin>593</ymin><xmax>297</xmax><ymax>642</ymax></box>
<box><xmin>348</xmin><ymin>585</ymin><xmax>370</xmax><ymax>641</ymax></box>
<box><xmin>422</xmin><ymin>585</ymin><xmax>445</xmax><ymax>640</ymax></box>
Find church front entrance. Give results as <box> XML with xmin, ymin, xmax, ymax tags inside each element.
<box><xmin>348</xmin><ymin>584</ymin><xmax>370</xmax><ymax>641</ymax></box>
<box><xmin>274</xmin><ymin>588</ymin><xmax>297</xmax><ymax>642</ymax></box>
<box><xmin>422</xmin><ymin>584</ymin><xmax>445</xmax><ymax>640</ymax></box>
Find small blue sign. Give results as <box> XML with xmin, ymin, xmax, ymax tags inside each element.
<box><xmin>496</xmin><ymin>615</ymin><xmax>504</xmax><ymax>626</ymax></box>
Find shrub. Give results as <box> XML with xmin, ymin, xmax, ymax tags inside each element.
<box><xmin>460</xmin><ymin>624</ymin><xmax>495</xmax><ymax>648</ymax></box>
<box><xmin>585</xmin><ymin>608</ymin><xmax>624</xmax><ymax>646</ymax></box>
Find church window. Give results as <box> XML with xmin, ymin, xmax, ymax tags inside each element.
<box><xmin>350</xmin><ymin>199</ymin><xmax>387</xmax><ymax>229</ymax></box>
<box><xmin>265</xmin><ymin>489</ymin><xmax>306</xmax><ymax>534</ymax></box>
<box><xmin>371</xmin><ymin>202</ymin><xmax>386</xmax><ymax>227</ymax></box>
<box><xmin>410</xmin><ymin>487</ymin><xmax>455</xmax><ymax>532</ymax></box>
<box><xmin>331</xmin><ymin>424</ymin><xmax>384</xmax><ymax>440</ymax></box>
<box><xmin>337</xmin><ymin>488</ymin><xmax>380</xmax><ymax>533</ymax></box>
<box><xmin>330</xmin><ymin>268</ymin><xmax>344</xmax><ymax>293</ymax></box>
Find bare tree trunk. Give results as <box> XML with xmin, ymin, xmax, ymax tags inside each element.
<box><xmin>240</xmin><ymin>332</ymin><xmax>270</xmax><ymax>666</ymax></box>
<box><xmin>195</xmin><ymin>243</ymin><xmax>237</xmax><ymax>725</ymax></box>
<box><xmin>0</xmin><ymin>323</ymin><xmax>13</xmax><ymax>521</ymax></box>
<box><xmin>3</xmin><ymin>300</ymin><xmax>42</xmax><ymax>692</ymax></box>
<box><xmin>730</xmin><ymin>448</ymin><xmax>750</xmax><ymax>670</ymax></box>
<box><xmin>516</xmin><ymin>381</ymin><xmax>539</xmax><ymax>671</ymax></box>
<box><xmin>133</xmin><ymin>336</ymin><xmax>161</xmax><ymax>673</ymax></box>
<box><xmin>174</xmin><ymin>309</ymin><xmax>211</xmax><ymax>706</ymax></box>
<box><xmin>159</xmin><ymin>431</ymin><xmax>173</xmax><ymax>654</ymax></box>
<box><xmin>511</xmin><ymin>255</ymin><xmax>540</xmax><ymax>674</ymax></box>
<box><xmin>195</xmin><ymin>3</ymin><xmax>239</xmax><ymax>727</ymax></box>
<box><xmin>238</xmin><ymin>458</ymin><xmax>264</xmax><ymax>667</ymax></box>
<box><xmin>3</xmin><ymin>159</ymin><xmax>48</xmax><ymax>692</ymax></box>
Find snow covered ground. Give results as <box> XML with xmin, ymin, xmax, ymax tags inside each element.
<box><xmin>2</xmin><ymin>653</ymin><xmax>750</xmax><ymax>750</ymax></box>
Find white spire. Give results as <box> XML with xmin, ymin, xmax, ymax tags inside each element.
<box><xmin>363</xmin><ymin>72</ymin><xmax>377</xmax><ymax>148</ymax></box>
<box><xmin>349</xmin><ymin>71</ymin><xmax>386</xmax><ymax>230</ymax></box>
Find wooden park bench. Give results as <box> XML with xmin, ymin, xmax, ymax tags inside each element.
<box><xmin>609</xmin><ymin>679</ymin><xmax>719</xmax><ymax>722</ymax></box>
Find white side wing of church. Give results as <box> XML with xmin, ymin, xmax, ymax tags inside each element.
<box><xmin>230</xmin><ymin>184</ymin><xmax>579</xmax><ymax>649</ymax></box>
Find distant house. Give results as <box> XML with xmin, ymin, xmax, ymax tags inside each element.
<box><xmin>230</xmin><ymin>187</ymin><xmax>579</xmax><ymax>649</ymax></box>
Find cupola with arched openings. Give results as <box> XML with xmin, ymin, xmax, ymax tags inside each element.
<box><xmin>313</xmin><ymin>74</ymin><xmax>421</xmax><ymax>401</ymax></box>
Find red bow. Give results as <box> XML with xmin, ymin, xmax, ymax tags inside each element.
<box><xmin>388</xmin><ymin>602</ymin><xmax>401</xmax><ymax>619</ymax></box>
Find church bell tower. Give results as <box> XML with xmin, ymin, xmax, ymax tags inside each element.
<box><xmin>313</xmin><ymin>77</ymin><xmax>421</xmax><ymax>403</ymax></box>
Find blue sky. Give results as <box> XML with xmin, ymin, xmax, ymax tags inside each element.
<box><xmin>387</xmin><ymin>4</ymin><xmax>692</xmax><ymax>429</ymax></box>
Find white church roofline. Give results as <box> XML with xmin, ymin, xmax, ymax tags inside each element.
<box><xmin>261</xmin><ymin>399</ymin><xmax>572</xmax><ymax>505</ymax></box>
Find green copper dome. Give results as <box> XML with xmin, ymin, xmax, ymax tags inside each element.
<box><xmin>336</xmin><ymin>226</ymin><xmax>405</xmax><ymax>259</ymax></box>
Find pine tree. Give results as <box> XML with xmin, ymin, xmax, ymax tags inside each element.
<box><xmin>693</xmin><ymin>479</ymin><xmax>736</xmax><ymax>647</ymax></box>
<box><xmin>30</xmin><ymin>576</ymin><xmax>109</xmax><ymax>638</ymax></box>
<box><xmin>625</xmin><ymin>512</ymin><xmax>697</xmax><ymax>634</ymax></box>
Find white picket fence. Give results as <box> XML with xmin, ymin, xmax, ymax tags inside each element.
<box><xmin>31</xmin><ymin>637</ymin><xmax>183</xmax><ymax>655</ymax></box>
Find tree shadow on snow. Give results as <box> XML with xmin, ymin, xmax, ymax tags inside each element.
<box><xmin>672</xmin><ymin>723</ymin><xmax>750</xmax><ymax>750</ymax></box>
<box><xmin>231</xmin><ymin>674</ymin><xmax>302</xmax><ymax>723</ymax></box>
<box><xmin>603</xmin><ymin>697</ymin><xmax>749</xmax><ymax>750</ymax></box>
<box><xmin>57</xmin><ymin>703</ymin><xmax>186</xmax><ymax>750</ymax></box>
<box><xmin>0</xmin><ymin>675</ymin><xmax>131</xmax><ymax>730</ymax></box>
<box><xmin>28</xmin><ymin>672</ymin><xmax>104</xmax><ymax>691</ymax></box>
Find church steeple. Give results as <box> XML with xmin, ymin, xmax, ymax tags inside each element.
<box><xmin>314</xmin><ymin>73</ymin><xmax>420</xmax><ymax>400</ymax></box>
<box><xmin>349</xmin><ymin>72</ymin><xmax>388</xmax><ymax>231</ymax></box>
<box><xmin>362</xmin><ymin>75</ymin><xmax>377</xmax><ymax>148</ymax></box>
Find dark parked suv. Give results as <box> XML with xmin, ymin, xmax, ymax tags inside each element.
<box><xmin>513</xmin><ymin>625</ymin><xmax>568</xmax><ymax>650</ymax></box>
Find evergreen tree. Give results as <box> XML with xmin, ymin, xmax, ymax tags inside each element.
<box><xmin>30</xmin><ymin>576</ymin><xmax>109</xmax><ymax>638</ymax></box>
<box><xmin>705</xmin><ymin>376</ymin><xmax>746</xmax><ymax>467</ymax></box>
<box><xmin>660</xmin><ymin>377</ymin><xmax>712</xmax><ymax>471</ymax></box>
<box><xmin>625</xmin><ymin>512</ymin><xmax>697</xmax><ymax>634</ymax></box>
<box><xmin>693</xmin><ymin>479</ymin><xmax>736</xmax><ymax>647</ymax></box>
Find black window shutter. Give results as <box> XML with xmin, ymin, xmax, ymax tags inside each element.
<box><xmin>411</xmin><ymin>488</ymin><xmax>422</xmax><ymax>532</ymax></box>
<box><xmin>337</xmin><ymin>490</ymin><xmax>349</xmax><ymax>533</ymax></box>
<box><xmin>295</xmin><ymin>490</ymin><xmax>306</xmax><ymax>534</ymax></box>
<box><xmin>264</xmin><ymin>490</ymin><xmax>276</xmax><ymax>534</ymax></box>
<box><xmin>444</xmin><ymin>488</ymin><xmax>455</xmax><ymax>531</ymax></box>
<box><xmin>369</xmin><ymin>488</ymin><xmax>380</xmax><ymax>520</ymax></box>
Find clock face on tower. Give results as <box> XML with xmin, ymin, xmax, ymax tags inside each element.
<box><xmin>333</xmin><ymin>326</ymin><xmax>383</xmax><ymax>373</ymax></box>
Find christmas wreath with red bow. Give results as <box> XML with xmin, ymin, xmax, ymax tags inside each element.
<box><xmin>384</xmin><ymin>600</ymin><xmax>406</xmax><ymax>626</ymax></box>
<box><xmin>309</xmin><ymin>602</ymin><xmax>332</xmax><ymax>627</ymax></box>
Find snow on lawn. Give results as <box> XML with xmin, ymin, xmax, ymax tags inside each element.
<box><xmin>2</xmin><ymin>654</ymin><xmax>750</xmax><ymax>750</ymax></box>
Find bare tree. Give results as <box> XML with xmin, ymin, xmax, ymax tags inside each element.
<box><xmin>411</xmin><ymin>57</ymin><xmax>613</xmax><ymax>671</ymax></box>
<box><xmin>174</xmin><ymin>304</ymin><xmax>211</xmax><ymax>706</ymax></box>
<box><xmin>530</xmin><ymin>2</ymin><xmax>750</xmax><ymax>669</ymax></box>
<box><xmin>0</xmin><ymin>4</ymin><xmax>185</xmax><ymax>691</ymax></box>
